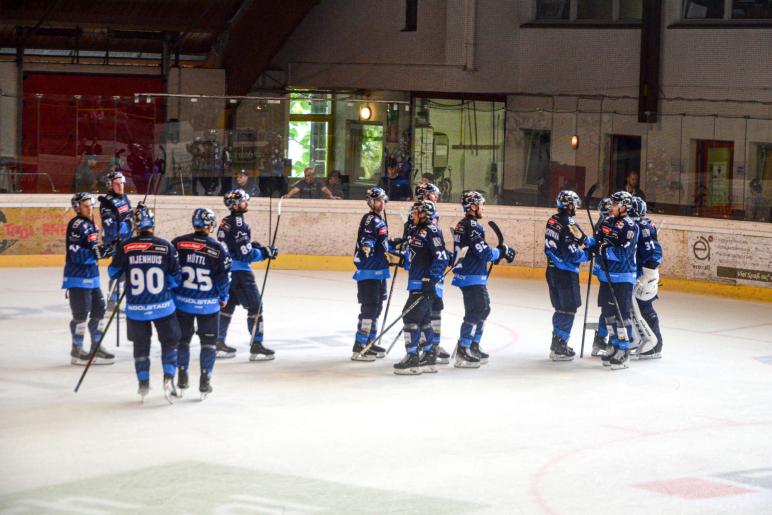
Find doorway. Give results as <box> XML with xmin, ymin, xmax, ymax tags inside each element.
<box><xmin>609</xmin><ymin>135</ymin><xmax>642</xmax><ymax>195</ymax></box>
<box><xmin>695</xmin><ymin>139</ymin><xmax>734</xmax><ymax>218</ymax></box>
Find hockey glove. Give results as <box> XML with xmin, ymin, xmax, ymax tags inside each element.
<box><xmin>568</xmin><ymin>224</ymin><xmax>586</xmax><ymax>245</ymax></box>
<box><xmin>93</xmin><ymin>244</ymin><xmax>115</xmax><ymax>260</ymax></box>
<box><xmin>361</xmin><ymin>245</ymin><xmax>373</xmax><ymax>259</ymax></box>
<box><xmin>388</xmin><ymin>238</ymin><xmax>407</xmax><ymax>251</ymax></box>
<box><xmin>261</xmin><ymin>246</ymin><xmax>279</xmax><ymax>260</ymax></box>
<box><xmin>498</xmin><ymin>244</ymin><xmax>516</xmax><ymax>263</ymax></box>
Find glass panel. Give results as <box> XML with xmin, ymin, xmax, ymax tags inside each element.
<box><xmin>535</xmin><ymin>0</ymin><xmax>570</xmax><ymax>19</ymax></box>
<box><xmin>289</xmin><ymin>93</ymin><xmax>331</xmax><ymax>115</ymax></box>
<box><xmin>731</xmin><ymin>0</ymin><xmax>772</xmax><ymax>18</ymax></box>
<box><xmin>619</xmin><ymin>0</ymin><xmax>643</xmax><ymax>19</ymax></box>
<box><xmin>683</xmin><ymin>0</ymin><xmax>725</xmax><ymax>18</ymax></box>
<box><xmin>746</xmin><ymin>143</ymin><xmax>772</xmax><ymax>221</ymax></box>
<box><xmin>288</xmin><ymin>120</ymin><xmax>328</xmax><ymax>177</ymax></box>
<box><xmin>346</xmin><ymin>122</ymin><xmax>384</xmax><ymax>182</ymax></box>
<box><xmin>577</xmin><ymin>0</ymin><xmax>613</xmax><ymax>19</ymax></box>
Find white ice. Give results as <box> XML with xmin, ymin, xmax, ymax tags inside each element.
<box><xmin>1</xmin><ymin>267</ymin><xmax>771</xmax><ymax>514</ymax></box>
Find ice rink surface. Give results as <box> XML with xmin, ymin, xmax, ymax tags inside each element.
<box><xmin>1</xmin><ymin>267</ymin><xmax>771</xmax><ymax>514</ymax></box>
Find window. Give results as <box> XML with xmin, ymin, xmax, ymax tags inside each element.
<box><xmin>682</xmin><ymin>0</ymin><xmax>772</xmax><ymax>19</ymax></box>
<box><xmin>288</xmin><ymin>93</ymin><xmax>333</xmax><ymax>177</ymax></box>
<box><xmin>404</xmin><ymin>0</ymin><xmax>418</xmax><ymax>31</ymax></box>
<box><xmin>534</xmin><ymin>0</ymin><xmax>642</xmax><ymax>22</ymax></box>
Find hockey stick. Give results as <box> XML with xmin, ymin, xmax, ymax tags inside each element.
<box><xmin>248</xmin><ymin>195</ymin><xmax>283</xmax><ymax>347</ymax></box>
<box><xmin>378</xmin><ymin>208</ymin><xmax>410</xmax><ymax>345</ymax></box>
<box><xmin>487</xmin><ymin>220</ymin><xmax>505</xmax><ymax>278</ymax></box>
<box><xmin>360</xmin><ymin>246</ymin><xmax>467</xmax><ymax>359</ymax></box>
<box><xmin>74</xmin><ymin>287</ymin><xmax>128</xmax><ymax>393</ymax></box>
<box><xmin>579</xmin><ymin>183</ymin><xmax>599</xmax><ymax>358</ymax></box>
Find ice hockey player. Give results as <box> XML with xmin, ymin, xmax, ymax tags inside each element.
<box><xmin>544</xmin><ymin>190</ymin><xmax>595</xmax><ymax>361</ymax></box>
<box><xmin>217</xmin><ymin>189</ymin><xmax>278</xmax><ymax>361</ymax></box>
<box><xmin>402</xmin><ymin>182</ymin><xmax>451</xmax><ymax>364</ymax></box>
<box><xmin>172</xmin><ymin>208</ymin><xmax>232</xmax><ymax>398</ymax></box>
<box><xmin>108</xmin><ymin>203</ymin><xmax>182</xmax><ymax>401</ymax></box>
<box><xmin>63</xmin><ymin>193</ymin><xmax>116</xmax><ymax>366</ymax></box>
<box><xmin>351</xmin><ymin>187</ymin><xmax>391</xmax><ymax>361</ymax></box>
<box><xmin>594</xmin><ymin>191</ymin><xmax>639</xmax><ymax>370</ymax></box>
<box><xmin>99</xmin><ymin>170</ymin><xmax>133</xmax><ymax>312</ymax></box>
<box><xmin>393</xmin><ymin>200</ymin><xmax>448</xmax><ymax>375</ymax></box>
<box><xmin>591</xmin><ymin>197</ymin><xmax>612</xmax><ymax>357</ymax></box>
<box><xmin>630</xmin><ymin>197</ymin><xmax>664</xmax><ymax>359</ymax></box>
<box><xmin>451</xmin><ymin>191</ymin><xmax>515</xmax><ymax>368</ymax></box>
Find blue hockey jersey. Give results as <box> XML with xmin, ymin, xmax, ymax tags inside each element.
<box><xmin>353</xmin><ymin>212</ymin><xmax>391</xmax><ymax>281</ymax></box>
<box><xmin>402</xmin><ymin>210</ymin><xmax>439</xmax><ymax>270</ymax></box>
<box><xmin>108</xmin><ymin>235</ymin><xmax>181</xmax><ymax>320</ymax></box>
<box><xmin>406</xmin><ymin>222</ymin><xmax>448</xmax><ymax>293</ymax></box>
<box><xmin>99</xmin><ymin>192</ymin><xmax>133</xmax><ymax>247</ymax></box>
<box><xmin>217</xmin><ymin>213</ymin><xmax>264</xmax><ymax>273</ymax></box>
<box><xmin>62</xmin><ymin>215</ymin><xmax>101</xmax><ymax>289</ymax></box>
<box><xmin>544</xmin><ymin>212</ymin><xmax>591</xmax><ymax>274</ymax></box>
<box><xmin>451</xmin><ymin>216</ymin><xmax>500</xmax><ymax>287</ymax></box>
<box><xmin>594</xmin><ymin>215</ymin><xmax>639</xmax><ymax>284</ymax></box>
<box><xmin>172</xmin><ymin>233</ymin><xmax>232</xmax><ymax>315</ymax></box>
<box><xmin>635</xmin><ymin>217</ymin><xmax>662</xmax><ymax>272</ymax></box>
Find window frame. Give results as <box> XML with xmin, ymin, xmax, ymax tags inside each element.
<box><xmin>527</xmin><ymin>0</ymin><xmax>642</xmax><ymax>26</ymax></box>
<box><xmin>674</xmin><ymin>0</ymin><xmax>772</xmax><ymax>27</ymax></box>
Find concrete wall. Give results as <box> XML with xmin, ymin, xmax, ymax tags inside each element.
<box><xmin>1</xmin><ymin>194</ymin><xmax>770</xmax><ymax>294</ymax></box>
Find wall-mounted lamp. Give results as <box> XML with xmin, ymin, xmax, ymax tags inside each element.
<box><xmin>359</xmin><ymin>104</ymin><xmax>372</xmax><ymax>120</ymax></box>
<box><xmin>190</xmin><ymin>97</ymin><xmax>198</xmax><ymax>103</ymax></box>
<box><xmin>571</xmin><ymin>134</ymin><xmax>579</xmax><ymax>150</ymax></box>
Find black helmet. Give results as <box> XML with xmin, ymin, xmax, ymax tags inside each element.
<box><xmin>134</xmin><ymin>203</ymin><xmax>155</xmax><ymax>231</ymax></box>
<box><xmin>71</xmin><ymin>192</ymin><xmax>94</xmax><ymax>209</ymax></box>
<box><xmin>412</xmin><ymin>199</ymin><xmax>436</xmax><ymax>218</ymax></box>
<box><xmin>610</xmin><ymin>190</ymin><xmax>634</xmax><ymax>211</ymax></box>
<box><xmin>461</xmin><ymin>191</ymin><xmax>485</xmax><ymax>212</ymax></box>
<box><xmin>366</xmin><ymin>187</ymin><xmax>388</xmax><ymax>207</ymax></box>
<box><xmin>224</xmin><ymin>189</ymin><xmax>250</xmax><ymax>210</ymax></box>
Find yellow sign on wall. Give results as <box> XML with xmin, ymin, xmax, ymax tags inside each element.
<box><xmin>0</xmin><ymin>207</ymin><xmax>77</xmax><ymax>255</ymax></box>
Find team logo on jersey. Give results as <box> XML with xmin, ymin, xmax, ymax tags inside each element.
<box><xmin>454</xmin><ymin>223</ymin><xmax>465</xmax><ymax>234</ymax></box>
<box><xmin>616</xmin><ymin>221</ymin><xmax>625</xmax><ymax>228</ymax></box>
<box><xmin>87</xmin><ymin>232</ymin><xmax>98</xmax><ymax>242</ymax></box>
<box><xmin>118</xmin><ymin>204</ymin><xmax>130</xmax><ymax>213</ymax></box>
<box><xmin>378</xmin><ymin>226</ymin><xmax>388</xmax><ymax>235</ymax></box>
<box><xmin>150</xmin><ymin>244</ymin><xmax>169</xmax><ymax>254</ymax></box>
<box><xmin>601</xmin><ymin>226</ymin><xmax>612</xmax><ymax>235</ymax></box>
<box><xmin>124</xmin><ymin>242</ymin><xmax>152</xmax><ymax>252</ymax></box>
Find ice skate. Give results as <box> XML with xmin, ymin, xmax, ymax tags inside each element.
<box><xmin>89</xmin><ymin>344</ymin><xmax>115</xmax><ymax>365</ymax></box>
<box><xmin>70</xmin><ymin>344</ymin><xmax>90</xmax><ymax>366</ymax></box>
<box><xmin>215</xmin><ymin>340</ymin><xmax>237</xmax><ymax>359</ymax></box>
<box><xmin>637</xmin><ymin>342</ymin><xmax>662</xmax><ymax>360</ymax></box>
<box><xmin>351</xmin><ymin>343</ymin><xmax>377</xmax><ymax>362</ymax></box>
<box><xmin>175</xmin><ymin>369</ymin><xmax>189</xmax><ymax>398</ymax></box>
<box><xmin>163</xmin><ymin>374</ymin><xmax>176</xmax><ymax>404</ymax></box>
<box><xmin>249</xmin><ymin>342</ymin><xmax>275</xmax><ymax>361</ymax></box>
<box><xmin>420</xmin><ymin>349</ymin><xmax>438</xmax><ymax>373</ymax></box>
<box><xmin>137</xmin><ymin>380</ymin><xmax>150</xmax><ymax>403</ymax></box>
<box><xmin>454</xmin><ymin>344</ymin><xmax>481</xmax><ymax>368</ymax></box>
<box><xmin>369</xmin><ymin>343</ymin><xmax>386</xmax><ymax>358</ymax></box>
<box><xmin>199</xmin><ymin>373</ymin><xmax>213</xmax><ymax>400</ymax></box>
<box><xmin>549</xmin><ymin>333</ymin><xmax>574</xmax><ymax>362</ymax></box>
<box><xmin>436</xmin><ymin>345</ymin><xmax>450</xmax><ymax>365</ymax></box>
<box><xmin>470</xmin><ymin>343</ymin><xmax>489</xmax><ymax>364</ymax></box>
<box><xmin>590</xmin><ymin>333</ymin><xmax>609</xmax><ymax>357</ymax></box>
<box><xmin>393</xmin><ymin>353</ymin><xmax>422</xmax><ymax>375</ymax></box>
<box><xmin>609</xmin><ymin>348</ymin><xmax>630</xmax><ymax>370</ymax></box>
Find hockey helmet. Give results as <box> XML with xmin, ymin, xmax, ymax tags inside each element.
<box><xmin>610</xmin><ymin>190</ymin><xmax>634</xmax><ymax>211</ymax></box>
<box><xmin>134</xmin><ymin>203</ymin><xmax>155</xmax><ymax>231</ymax></box>
<box><xmin>415</xmin><ymin>183</ymin><xmax>440</xmax><ymax>201</ymax></box>
<box><xmin>71</xmin><ymin>192</ymin><xmax>95</xmax><ymax>209</ymax></box>
<box><xmin>412</xmin><ymin>199</ymin><xmax>436</xmax><ymax>218</ymax></box>
<box><xmin>556</xmin><ymin>190</ymin><xmax>581</xmax><ymax>210</ymax></box>
<box><xmin>366</xmin><ymin>187</ymin><xmax>388</xmax><ymax>207</ymax></box>
<box><xmin>105</xmin><ymin>170</ymin><xmax>125</xmax><ymax>185</ymax></box>
<box><xmin>461</xmin><ymin>191</ymin><xmax>485</xmax><ymax>212</ymax></box>
<box><xmin>630</xmin><ymin>197</ymin><xmax>647</xmax><ymax>218</ymax></box>
<box><xmin>224</xmin><ymin>189</ymin><xmax>250</xmax><ymax>210</ymax></box>
<box><xmin>598</xmin><ymin>198</ymin><xmax>612</xmax><ymax>219</ymax></box>
<box><xmin>192</xmin><ymin>207</ymin><xmax>216</xmax><ymax>230</ymax></box>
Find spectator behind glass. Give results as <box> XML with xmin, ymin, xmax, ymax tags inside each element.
<box><xmin>286</xmin><ymin>167</ymin><xmax>337</xmax><ymax>199</ymax></box>
<box><xmin>72</xmin><ymin>153</ymin><xmax>97</xmax><ymax>193</ymax></box>
<box><xmin>326</xmin><ymin>170</ymin><xmax>345</xmax><ymax>199</ymax></box>
<box><xmin>419</xmin><ymin>172</ymin><xmax>434</xmax><ymax>187</ymax></box>
<box><xmin>379</xmin><ymin>159</ymin><xmax>412</xmax><ymax>201</ymax></box>
<box><xmin>746</xmin><ymin>178</ymin><xmax>770</xmax><ymax>222</ymax></box>
<box><xmin>234</xmin><ymin>169</ymin><xmax>261</xmax><ymax>198</ymax></box>
<box><xmin>625</xmin><ymin>170</ymin><xmax>646</xmax><ymax>201</ymax></box>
